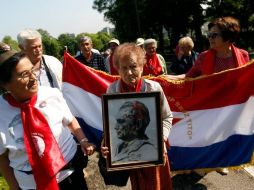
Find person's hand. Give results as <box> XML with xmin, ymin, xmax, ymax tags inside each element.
<box><xmin>80</xmin><ymin>141</ymin><xmax>96</xmax><ymax>156</ymax></box>
<box><xmin>177</xmin><ymin>48</ymin><xmax>184</xmax><ymax>60</ymax></box>
<box><xmin>165</xmin><ymin>74</ymin><xmax>186</xmax><ymax>80</ymax></box>
<box><xmin>101</xmin><ymin>146</ymin><xmax>109</xmax><ymax>158</ymax></box>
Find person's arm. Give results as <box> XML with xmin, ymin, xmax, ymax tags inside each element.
<box><xmin>0</xmin><ymin>151</ymin><xmax>20</xmax><ymax>190</ymax></box>
<box><xmin>67</xmin><ymin>117</ymin><xmax>95</xmax><ymax>156</ymax></box>
<box><xmin>157</xmin><ymin>54</ymin><xmax>168</xmax><ymax>74</ymax></box>
<box><xmin>165</xmin><ymin>74</ymin><xmax>186</xmax><ymax>80</ymax></box>
<box><xmin>159</xmin><ymin>85</ymin><xmax>173</xmax><ymax>141</ymax></box>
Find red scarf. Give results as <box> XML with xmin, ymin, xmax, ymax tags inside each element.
<box><xmin>202</xmin><ymin>44</ymin><xmax>248</xmax><ymax>75</ymax></box>
<box><xmin>120</xmin><ymin>79</ymin><xmax>142</xmax><ymax>93</ymax></box>
<box><xmin>6</xmin><ymin>94</ymin><xmax>65</xmax><ymax>190</ymax></box>
<box><xmin>109</xmin><ymin>54</ymin><xmax>119</xmax><ymax>75</ymax></box>
<box><xmin>143</xmin><ymin>54</ymin><xmax>163</xmax><ymax>76</ymax></box>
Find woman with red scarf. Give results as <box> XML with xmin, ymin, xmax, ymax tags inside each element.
<box><xmin>101</xmin><ymin>43</ymin><xmax>173</xmax><ymax>190</ymax></box>
<box><xmin>0</xmin><ymin>50</ymin><xmax>95</xmax><ymax>190</ymax></box>
<box><xmin>167</xmin><ymin>16</ymin><xmax>249</xmax><ymax>80</ymax></box>
<box><xmin>166</xmin><ymin>16</ymin><xmax>249</xmax><ymax>177</ymax></box>
<box><xmin>143</xmin><ymin>39</ymin><xmax>168</xmax><ymax>76</ymax></box>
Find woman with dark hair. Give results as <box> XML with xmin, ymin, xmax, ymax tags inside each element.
<box><xmin>167</xmin><ymin>16</ymin><xmax>249</xmax><ymax>79</ymax></box>
<box><xmin>0</xmin><ymin>50</ymin><xmax>95</xmax><ymax>190</ymax></box>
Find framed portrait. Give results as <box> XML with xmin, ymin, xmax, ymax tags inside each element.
<box><xmin>102</xmin><ymin>91</ymin><xmax>164</xmax><ymax>171</ymax></box>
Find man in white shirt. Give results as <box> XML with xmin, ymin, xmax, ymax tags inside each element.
<box><xmin>17</xmin><ymin>29</ymin><xmax>62</xmax><ymax>89</ymax></box>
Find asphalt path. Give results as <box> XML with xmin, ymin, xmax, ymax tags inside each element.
<box><xmin>85</xmin><ymin>153</ymin><xmax>254</xmax><ymax>190</ymax></box>
<box><xmin>172</xmin><ymin>167</ymin><xmax>254</xmax><ymax>190</ymax></box>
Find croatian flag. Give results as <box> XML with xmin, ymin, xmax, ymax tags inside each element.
<box><xmin>62</xmin><ymin>52</ymin><xmax>254</xmax><ymax>171</ymax></box>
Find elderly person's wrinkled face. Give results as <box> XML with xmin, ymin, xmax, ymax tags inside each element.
<box><xmin>145</xmin><ymin>43</ymin><xmax>156</xmax><ymax>56</ymax></box>
<box><xmin>22</xmin><ymin>38</ymin><xmax>43</xmax><ymax>64</ymax></box>
<box><xmin>115</xmin><ymin>107</ymin><xmax>140</xmax><ymax>141</ymax></box>
<box><xmin>80</xmin><ymin>40</ymin><xmax>92</xmax><ymax>54</ymax></box>
<box><xmin>118</xmin><ymin>54</ymin><xmax>143</xmax><ymax>87</ymax></box>
<box><xmin>2</xmin><ymin>57</ymin><xmax>38</xmax><ymax>102</ymax></box>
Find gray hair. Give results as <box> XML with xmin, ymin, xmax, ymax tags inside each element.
<box><xmin>144</xmin><ymin>38</ymin><xmax>157</xmax><ymax>49</ymax></box>
<box><xmin>17</xmin><ymin>29</ymin><xmax>41</xmax><ymax>48</ymax></box>
<box><xmin>78</xmin><ymin>35</ymin><xmax>92</xmax><ymax>44</ymax></box>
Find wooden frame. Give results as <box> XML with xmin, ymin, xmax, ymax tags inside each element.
<box><xmin>102</xmin><ymin>91</ymin><xmax>164</xmax><ymax>171</ymax></box>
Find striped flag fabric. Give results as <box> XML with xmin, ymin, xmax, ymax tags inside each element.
<box><xmin>62</xmin><ymin>52</ymin><xmax>254</xmax><ymax>171</ymax></box>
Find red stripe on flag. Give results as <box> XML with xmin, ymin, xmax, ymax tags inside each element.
<box><xmin>63</xmin><ymin>52</ymin><xmax>254</xmax><ymax>111</ymax></box>
<box><xmin>152</xmin><ymin>61</ymin><xmax>254</xmax><ymax>111</ymax></box>
<box><xmin>63</xmin><ymin>52</ymin><xmax>118</xmax><ymax>97</ymax></box>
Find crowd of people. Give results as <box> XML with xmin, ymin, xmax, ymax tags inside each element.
<box><xmin>0</xmin><ymin>15</ymin><xmax>251</xmax><ymax>190</ymax></box>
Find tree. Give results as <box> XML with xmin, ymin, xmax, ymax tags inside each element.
<box><xmin>37</xmin><ymin>29</ymin><xmax>61</xmax><ymax>59</ymax></box>
<box><xmin>2</xmin><ymin>36</ymin><xmax>20</xmax><ymax>51</ymax></box>
<box><xmin>58</xmin><ymin>33</ymin><xmax>77</xmax><ymax>56</ymax></box>
<box><xmin>93</xmin><ymin>0</ymin><xmax>208</xmax><ymax>53</ymax></box>
<box><xmin>206</xmin><ymin>0</ymin><xmax>254</xmax><ymax>50</ymax></box>
<box><xmin>76</xmin><ymin>32</ymin><xmax>112</xmax><ymax>52</ymax></box>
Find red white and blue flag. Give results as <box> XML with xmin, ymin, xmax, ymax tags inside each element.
<box><xmin>62</xmin><ymin>52</ymin><xmax>254</xmax><ymax>171</ymax></box>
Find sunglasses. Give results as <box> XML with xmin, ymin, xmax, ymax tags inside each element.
<box><xmin>207</xmin><ymin>32</ymin><xmax>221</xmax><ymax>39</ymax></box>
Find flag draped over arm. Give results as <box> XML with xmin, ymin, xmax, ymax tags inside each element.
<box><xmin>62</xmin><ymin>52</ymin><xmax>254</xmax><ymax>171</ymax></box>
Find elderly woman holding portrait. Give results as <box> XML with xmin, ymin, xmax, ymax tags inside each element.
<box><xmin>101</xmin><ymin>43</ymin><xmax>173</xmax><ymax>190</ymax></box>
<box><xmin>0</xmin><ymin>49</ymin><xmax>95</xmax><ymax>190</ymax></box>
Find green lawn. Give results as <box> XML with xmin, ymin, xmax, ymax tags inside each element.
<box><xmin>0</xmin><ymin>175</ymin><xmax>9</xmax><ymax>190</ymax></box>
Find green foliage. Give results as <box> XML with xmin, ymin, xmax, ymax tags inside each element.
<box><xmin>0</xmin><ymin>174</ymin><xmax>9</xmax><ymax>190</ymax></box>
<box><xmin>58</xmin><ymin>33</ymin><xmax>78</xmax><ymax>56</ymax></box>
<box><xmin>37</xmin><ymin>29</ymin><xmax>62</xmax><ymax>59</ymax></box>
<box><xmin>93</xmin><ymin>0</ymin><xmax>254</xmax><ymax>52</ymax></box>
<box><xmin>2</xmin><ymin>0</ymin><xmax>254</xmax><ymax>55</ymax></box>
<box><xmin>76</xmin><ymin>32</ymin><xmax>111</xmax><ymax>52</ymax></box>
<box><xmin>2</xmin><ymin>36</ymin><xmax>20</xmax><ymax>51</ymax></box>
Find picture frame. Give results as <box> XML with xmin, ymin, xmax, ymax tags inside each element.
<box><xmin>102</xmin><ymin>91</ymin><xmax>164</xmax><ymax>171</ymax></box>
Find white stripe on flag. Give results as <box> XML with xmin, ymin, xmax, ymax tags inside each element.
<box><xmin>170</xmin><ymin>96</ymin><xmax>254</xmax><ymax>147</ymax></box>
<box><xmin>62</xmin><ymin>82</ymin><xmax>103</xmax><ymax>130</ymax></box>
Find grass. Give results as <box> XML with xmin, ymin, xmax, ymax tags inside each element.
<box><xmin>0</xmin><ymin>175</ymin><xmax>9</xmax><ymax>190</ymax></box>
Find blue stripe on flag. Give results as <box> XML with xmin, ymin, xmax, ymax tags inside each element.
<box><xmin>169</xmin><ymin>134</ymin><xmax>254</xmax><ymax>170</ymax></box>
<box><xmin>76</xmin><ymin>117</ymin><xmax>103</xmax><ymax>147</ymax></box>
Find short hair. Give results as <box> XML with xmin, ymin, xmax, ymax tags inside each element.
<box><xmin>78</xmin><ymin>35</ymin><xmax>92</xmax><ymax>44</ymax></box>
<box><xmin>208</xmin><ymin>16</ymin><xmax>240</xmax><ymax>42</ymax></box>
<box><xmin>17</xmin><ymin>29</ymin><xmax>42</xmax><ymax>48</ymax></box>
<box><xmin>144</xmin><ymin>38</ymin><xmax>157</xmax><ymax>49</ymax></box>
<box><xmin>118</xmin><ymin>101</ymin><xmax>150</xmax><ymax>137</ymax></box>
<box><xmin>178</xmin><ymin>36</ymin><xmax>194</xmax><ymax>49</ymax></box>
<box><xmin>113</xmin><ymin>43</ymin><xmax>145</xmax><ymax>70</ymax></box>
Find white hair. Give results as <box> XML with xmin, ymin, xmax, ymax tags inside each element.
<box><xmin>144</xmin><ymin>38</ymin><xmax>157</xmax><ymax>48</ymax></box>
<box><xmin>17</xmin><ymin>29</ymin><xmax>42</xmax><ymax>48</ymax></box>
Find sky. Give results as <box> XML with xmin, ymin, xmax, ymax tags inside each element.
<box><xmin>1</xmin><ymin>0</ymin><xmax>113</xmax><ymax>40</ymax></box>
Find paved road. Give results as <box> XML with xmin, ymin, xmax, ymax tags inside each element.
<box><xmin>172</xmin><ymin>167</ymin><xmax>254</xmax><ymax>190</ymax></box>
<box><xmin>85</xmin><ymin>153</ymin><xmax>254</xmax><ymax>190</ymax></box>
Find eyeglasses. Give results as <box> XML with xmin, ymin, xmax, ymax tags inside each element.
<box><xmin>207</xmin><ymin>32</ymin><xmax>221</xmax><ymax>39</ymax></box>
<box><xmin>16</xmin><ymin>68</ymin><xmax>39</xmax><ymax>79</ymax></box>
